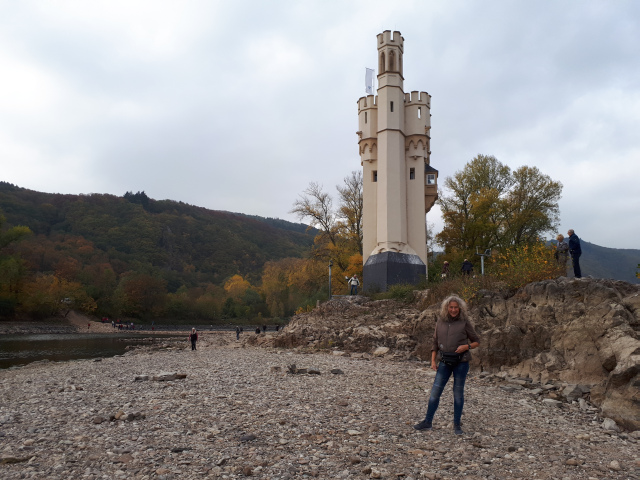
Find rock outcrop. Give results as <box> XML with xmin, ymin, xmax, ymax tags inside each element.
<box><xmin>271</xmin><ymin>277</ymin><xmax>640</xmax><ymax>430</ymax></box>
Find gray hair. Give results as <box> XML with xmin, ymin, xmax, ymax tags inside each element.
<box><xmin>439</xmin><ymin>295</ymin><xmax>469</xmax><ymax>321</ymax></box>
<box><xmin>556</xmin><ymin>234</ymin><xmax>564</xmax><ymax>242</ymax></box>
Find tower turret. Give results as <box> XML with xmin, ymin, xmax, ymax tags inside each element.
<box><xmin>357</xmin><ymin>31</ymin><xmax>438</xmax><ymax>292</ymax></box>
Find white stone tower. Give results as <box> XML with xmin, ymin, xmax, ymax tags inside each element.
<box><xmin>357</xmin><ymin>31</ymin><xmax>438</xmax><ymax>291</ymax></box>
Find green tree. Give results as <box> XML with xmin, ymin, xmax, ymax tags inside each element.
<box><xmin>436</xmin><ymin>155</ymin><xmax>562</xmax><ymax>254</ymax></box>
<box><xmin>0</xmin><ymin>213</ymin><xmax>32</xmax><ymax>315</ymax></box>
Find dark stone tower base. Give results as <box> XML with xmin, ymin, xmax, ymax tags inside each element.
<box><xmin>363</xmin><ymin>251</ymin><xmax>426</xmax><ymax>293</ymax></box>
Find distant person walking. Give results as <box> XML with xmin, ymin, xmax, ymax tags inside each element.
<box><xmin>441</xmin><ymin>261</ymin><xmax>450</xmax><ymax>279</ymax></box>
<box><xmin>236</xmin><ymin>326</ymin><xmax>241</xmax><ymax>341</ymax></box>
<box><xmin>189</xmin><ymin>328</ymin><xmax>198</xmax><ymax>351</ymax></box>
<box><xmin>348</xmin><ymin>275</ymin><xmax>360</xmax><ymax>295</ymax></box>
<box><xmin>567</xmin><ymin>229</ymin><xmax>582</xmax><ymax>278</ymax></box>
<box><xmin>414</xmin><ymin>295</ymin><xmax>480</xmax><ymax>435</ymax></box>
<box><xmin>461</xmin><ymin>259</ymin><xmax>473</xmax><ymax>276</ymax></box>
<box><xmin>555</xmin><ymin>234</ymin><xmax>569</xmax><ymax>271</ymax></box>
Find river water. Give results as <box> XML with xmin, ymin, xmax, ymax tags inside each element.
<box><xmin>0</xmin><ymin>333</ymin><xmax>175</xmax><ymax>369</ymax></box>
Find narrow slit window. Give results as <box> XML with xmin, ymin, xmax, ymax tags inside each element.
<box><xmin>390</xmin><ymin>101</ymin><xmax>394</xmax><ymax>112</ymax></box>
<box><xmin>410</xmin><ymin>168</ymin><xmax>415</xmax><ymax>180</ymax></box>
<box><xmin>372</xmin><ymin>170</ymin><xmax>378</xmax><ymax>182</ymax></box>
<box><xmin>365</xmin><ymin>112</ymin><xmax>367</xmax><ymax>124</ymax></box>
<box><xmin>418</xmin><ymin>107</ymin><xmax>421</xmax><ymax>119</ymax></box>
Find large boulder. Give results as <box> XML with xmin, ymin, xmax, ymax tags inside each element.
<box><xmin>270</xmin><ymin>277</ymin><xmax>640</xmax><ymax>430</ymax></box>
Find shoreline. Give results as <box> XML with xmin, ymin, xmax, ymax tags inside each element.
<box><xmin>0</xmin><ymin>343</ymin><xmax>637</xmax><ymax>479</ymax></box>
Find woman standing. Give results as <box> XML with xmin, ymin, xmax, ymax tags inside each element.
<box><xmin>555</xmin><ymin>234</ymin><xmax>569</xmax><ymax>271</ymax></box>
<box><xmin>414</xmin><ymin>296</ymin><xmax>480</xmax><ymax>435</ymax></box>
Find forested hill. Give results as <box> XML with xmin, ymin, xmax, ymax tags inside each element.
<box><xmin>0</xmin><ymin>182</ymin><xmax>314</xmax><ymax>289</ymax></box>
<box><xmin>580</xmin><ymin>241</ymin><xmax>639</xmax><ymax>284</ymax></box>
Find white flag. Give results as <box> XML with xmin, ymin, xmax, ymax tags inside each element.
<box><xmin>365</xmin><ymin>68</ymin><xmax>375</xmax><ymax>94</ymax></box>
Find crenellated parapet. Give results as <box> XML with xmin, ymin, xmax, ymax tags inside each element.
<box><xmin>377</xmin><ymin>30</ymin><xmax>404</xmax><ymax>50</ymax></box>
<box><xmin>358</xmin><ymin>95</ymin><xmax>378</xmax><ymax>145</ymax></box>
<box><xmin>377</xmin><ymin>31</ymin><xmax>404</xmax><ymax>80</ymax></box>
<box><xmin>404</xmin><ymin>91</ymin><xmax>431</xmax><ymax>138</ymax></box>
<box><xmin>357</xmin><ymin>95</ymin><xmax>378</xmax><ymax>112</ymax></box>
<box><xmin>404</xmin><ymin>91</ymin><xmax>430</xmax><ymax>107</ymax></box>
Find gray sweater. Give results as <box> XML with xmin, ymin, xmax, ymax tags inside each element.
<box><xmin>431</xmin><ymin>316</ymin><xmax>480</xmax><ymax>362</ymax></box>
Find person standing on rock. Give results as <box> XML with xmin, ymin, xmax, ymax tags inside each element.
<box><xmin>414</xmin><ymin>295</ymin><xmax>480</xmax><ymax>435</ymax></box>
<box><xmin>567</xmin><ymin>229</ymin><xmax>582</xmax><ymax>278</ymax></box>
<box><xmin>348</xmin><ymin>274</ymin><xmax>360</xmax><ymax>295</ymax></box>
<box><xmin>189</xmin><ymin>328</ymin><xmax>198</xmax><ymax>350</ymax></box>
<box><xmin>461</xmin><ymin>259</ymin><xmax>473</xmax><ymax>276</ymax></box>
<box><xmin>555</xmin><ymin>234</ymin><xmax>569</xmax><ymax>271</ymax></box>
<box><xmin>236</xmin><ymin>326</ymin><xmax>241</xmax><ymax>341</ymax></box>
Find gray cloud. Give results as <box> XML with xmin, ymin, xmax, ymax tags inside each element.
<box><xmin>0</xmin><ymin>0</ymin><xmax>638</xmax><ymax>248</ymax></box>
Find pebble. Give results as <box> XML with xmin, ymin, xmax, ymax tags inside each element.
<box><xmin>0</xmin><ymin>337</ymin><xmax>637</xmax><ymax>480</ymax></box>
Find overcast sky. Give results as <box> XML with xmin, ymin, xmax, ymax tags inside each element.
<box><xmin>1</xmin><ymin>1</ymin><xmax>639</xmax><ymax>249</ymax></box>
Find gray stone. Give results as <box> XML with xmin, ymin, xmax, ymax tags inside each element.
<box><xmin>602</xmin><ymin>418</ymin><xmax>620</xmax><ymax>432</ymax></box>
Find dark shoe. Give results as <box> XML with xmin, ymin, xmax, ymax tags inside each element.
<box><xmin>413</xmin><ymin>420</ymin><xmax>432</xmax><ymax>431</ymax></box>
<box><xmin>454</xmin><ymin>424</ymin><xmax>464</xmax><ymax>435</ymax></box>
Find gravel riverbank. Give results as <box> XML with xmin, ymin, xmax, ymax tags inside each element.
<box><xmin>1</xmin><ymin>337</ymin><xmax>638</xmax><ymax>479</ymax></box>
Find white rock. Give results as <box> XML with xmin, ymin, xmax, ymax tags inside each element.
<box><xmin>373</xmin><ymin>347</ymin><xmax>389</xmax><ymax>356</ymax></box>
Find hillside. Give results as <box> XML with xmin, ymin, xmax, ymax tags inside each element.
<box><xmin>580</xmin><ymin>241</ymin><xmax>639</xmax><ymax>284</ymax></box>
<box><xmin>0</xmin><ymin>182</ymin><xmax>314</xmax><ymax>288</ymax></box>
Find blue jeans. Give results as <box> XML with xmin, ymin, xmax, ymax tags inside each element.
<box><xmin>422</xmin><ymin>361</ymin><xmax>469</xmax><ymax>425</ymax></box>
<box><xmin>350</xmin><ymin>285</ymin><xmax>358</xmax><ymax>295</ymax></box>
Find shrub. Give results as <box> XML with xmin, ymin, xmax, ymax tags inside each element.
<box><xmin>493</xmin><ymin>242</ymin><xmax>565</xmax><ymax>290</ymax></box>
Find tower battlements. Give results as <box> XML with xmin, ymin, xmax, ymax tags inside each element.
<box><xmin>357</xmin><ymin>95</ymin><xmax>378</xmax><ymax>111</ymax></box>
<box><xmin>404</xmin><ymin>91</ymin><xmax>430</xmax><ymax>107</ymax></box>
<box><xmin>377</xmin><ymin>30</ymin><xmax>404</xmax><ymax>50</ymax></box>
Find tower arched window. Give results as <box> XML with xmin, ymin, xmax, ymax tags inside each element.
<box><xmin>379</xmin><ymin>52</ymin><xmax>386</xmax><ymax>74</ymax></box>
<box><xmin>389</xmin><ymin>50</ymin><xmax>396</xmax><ymax>72</ymax></box>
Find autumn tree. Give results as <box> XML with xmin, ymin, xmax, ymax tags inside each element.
<box><xmin>113</xmin><ymin>273</ymin><xmax>167</xmax><ymax>318</ymax></box>
<box><xmin>336</xmin><ymin>171</ymin><xmax>364</xmax><ymax>255</ymax></box>
<box><xmin>291</xmin><ymin>171</ymin><xmax>363</xmax><ymax>272</ymax></box>
<box><xmin>19</xmin><ymin>274</ymin><xmax>96</xmax><ymax>317</ymax></box>
<box><xmin>437</xmin><ymin>155</ymin><xmax>562</xmax><ymax>254</ymax></box>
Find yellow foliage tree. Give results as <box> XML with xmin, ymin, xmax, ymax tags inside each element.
<box><xmin>224</xmin><ymin>274</ymin><xmax>251</xmax><ymax>300</ymax></box>
<box><xmin>493</xmin><ymin>241</ymin><xmax>565</xmax><ymax>290</ymax></box>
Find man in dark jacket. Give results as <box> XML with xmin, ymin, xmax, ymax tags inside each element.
<box><xmin>461</xmin><ymin>259</ymin><xmax>473</xmax><ymax>276</ymax></box>
<box><xmin>567</xmin><ymin>229</ymin><xmax>582</xmax><ymax>278</ymax></box>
